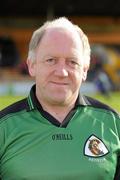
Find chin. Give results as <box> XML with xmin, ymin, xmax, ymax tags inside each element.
<box><xmin>49</xmin><ymin>95</ymin><xmax>70</xmax><ymax>105</ymax></box>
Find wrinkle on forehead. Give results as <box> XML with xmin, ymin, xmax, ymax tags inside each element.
<box><xmin>44</xmin><ymin>27</ymin><xmax>81</xmax><ymax>43</ymax></box>
<box><xmin>37</xmin><ymin>27</ymin><xmax>83</xmax><ymax>57</ymax></box>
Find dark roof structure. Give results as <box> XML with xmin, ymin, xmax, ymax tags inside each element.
<box><xmin>1</xmin><ymin>0</ymin><xmax>120</xmax><ymax>17</ymax></box>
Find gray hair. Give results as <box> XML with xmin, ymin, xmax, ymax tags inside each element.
<box><xmin>28</xmin><ymin>17</ymin><xmax>91</xmax><ymax>68</ymax></box>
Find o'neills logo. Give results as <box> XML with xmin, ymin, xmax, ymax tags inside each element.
<box><xmin>84</xmin><ymin>135</ymin><xmax>109</xmax><ymax>157</ymax></box>
<box><xmin>52</xmin><ymin>133</ymin><xmax>73</xmax><ymax>140</ymax></box>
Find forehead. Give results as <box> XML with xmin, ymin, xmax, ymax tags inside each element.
<box><xmin>39</xmin><ymin>27</ymin><xmax>83</xmax><ymax>49</ymax></box>
<box><xmin>38</xmin><ymin>28</ymin><xmax>82</xmax><ymax>57</ymax></box>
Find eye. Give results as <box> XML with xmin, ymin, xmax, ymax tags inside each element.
<box><xmin>67</xmin><ymin>59</ymin><xmax>80</xmax><ymax>68</ymax></box>
<box><xmin>46</xmin><ymin>58</ymin><xmax>56</xmax><ymax>65</ymax></box>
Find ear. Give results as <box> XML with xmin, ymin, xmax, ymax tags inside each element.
<box><xmin>82</xmin><ymin>66</ymin><xmax>89</xmax><ymax>82</ymax></box>
<box><xmin>27</xmin><ymin>58</ymin><xmax>36</xmax><ymax>77</ymax></box>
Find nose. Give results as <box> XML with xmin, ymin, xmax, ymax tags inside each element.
<box><xmin>54</xmin><ymin>59</ymin><xmax>68</xmax><ymax>77</ymax></box>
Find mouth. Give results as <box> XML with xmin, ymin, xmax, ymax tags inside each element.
<box><xmin>50</xmin><ymin>81</ymin><xmax>69</xmax><ymax>86</ymax></box>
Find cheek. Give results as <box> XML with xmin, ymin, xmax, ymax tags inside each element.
<box><xmin>35</xmin><ymin>66</ymin><xmax>50</xmax><ymax>83</ymax></box>
<box><xmin>76</xmin><ymin>70</ymin><xmax>83</xmax><ymax>80</ymax></box>
<box><xmin>75</xmin><ymin>67</ymin><xmax>88</xmax><ymax>83</ymax></box>
<box><xmin>71</xmin><ymin>71</ymin><xmax>83</xmax><ymax>87</ymax></box>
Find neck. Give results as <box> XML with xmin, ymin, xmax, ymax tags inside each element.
<box><xmin>40</xmin><ymin>101</ymin><xmax>76</xmax><ymax>123</ymax></box>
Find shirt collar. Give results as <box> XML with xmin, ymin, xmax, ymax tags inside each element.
<box><xmin>27</xmin><ymin>84</ymin><xmax>89</xmax><ymax>111</ymax></box>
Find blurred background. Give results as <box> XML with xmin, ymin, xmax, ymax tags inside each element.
<box><xmin>0</xmin><ymin>0</ymin><xmax>120</xmax><ymax>112</ymax></box>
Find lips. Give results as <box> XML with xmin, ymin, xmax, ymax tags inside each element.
<box><xmin>51</xmin><ymin>81</ymin><xmax>68</xmax><ymax>85</ymax></box>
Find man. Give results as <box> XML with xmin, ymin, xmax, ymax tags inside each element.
<box><xmin>0</xmin><ymin>17</ymin><xmax>120</xmax><ymax>180</ymax></box>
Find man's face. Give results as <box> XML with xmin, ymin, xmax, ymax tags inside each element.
<box><xmin>28</xmin><ymin>28</ymin><xmax>88</xmax><ymax>106</ymax></box>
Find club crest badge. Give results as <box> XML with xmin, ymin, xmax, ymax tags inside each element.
<box><xmin>84</xmin><ymin>134</ymin><xmax>109</xmax><ymax>157</ymax></box>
